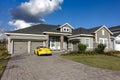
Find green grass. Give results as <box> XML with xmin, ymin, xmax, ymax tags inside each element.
<box><xmin>0</xmin><ymin>50</ymin><xmax>10</xmax><ymax>78</ymax></box>
<box><xmin>62</xmin><ymin>55</ymin><xmax>120</xmax><ymax>70</ymax></box>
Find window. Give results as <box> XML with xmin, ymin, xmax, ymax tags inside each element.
<box><xmin>63</xmin><ymin>27</ymin><xmax>70</xmax><ymax>32</ymax></box>
<box><xmin>99</xmin><ymin>38</ymin><xmax>108</xmax><ymax>48</ymax></box>
<box><xmin>85</xmin><ymin>38</ymin><xmax>90</xmax><ymax>48</ymax></box>
<box><xmin>64</xmin><ymin>28</ymin><xmax>66</xmax><ymax>31</ymax></box>
<box><xmin>102</xmin><ymin>29</ymin><xmax>105</xmax><ymax>35</ymax></box>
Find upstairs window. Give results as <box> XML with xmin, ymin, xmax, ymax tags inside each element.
<box><xmin>102</xmin><ymin>29</ymin><xmax>105</xmax><ymax>35</ymax></box>
<box><xmin>63</xmin><ymin>27</ymin><xmax>70</xmax><ymax>32</ymax></box>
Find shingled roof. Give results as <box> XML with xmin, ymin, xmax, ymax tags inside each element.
<box><xmin>8</xmin><ymin>24</ymin><xmax>60</xmax><ymax>34</ymax></box>
<box><xmin>109</xmin><ymin>25</ymin><xmax>120</xmax><ymax>36</ymax></box>
<box><xmin>73</xmin><ymin>26</ymin><xmax>101</xmax><ymax>35</ymax></box>
<box><xmin>8</xmin><ymin>24</ymin><xmax>113</xmax><ymax>36</ymax></box>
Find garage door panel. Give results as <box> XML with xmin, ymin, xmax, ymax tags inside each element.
<box><xmin>14</xmin><ymin>41</ymin><xmax>28</xmax><ymax>54</ymax></box>
<box><xmin>31</xmin><ymin>41</ymin><xmax>43</xmax><ymax>53</ymax></box>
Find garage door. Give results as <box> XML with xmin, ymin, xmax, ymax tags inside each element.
<box><xmin>14</xmin><ymin>41</ymin><xmax>28</xmax><ymax>54</ymax></box>
<box><xmin>31</xmin><ymin>41</ymin><xmax>43</xmax><ymax>53</ymax></box>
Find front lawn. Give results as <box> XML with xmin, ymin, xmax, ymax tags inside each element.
<box><xmin>0</xmin><ymin>50</ymin><xmax>10</xmax><ymax>78</ymax></box>
<box><xmin>62</xmin><ymin>55</ymin><xmax>120</xmax><ymax>70</ymax></box>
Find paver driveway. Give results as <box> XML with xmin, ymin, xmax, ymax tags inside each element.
<box><xmin>1</xmin><ymin>54</ymin><xmax>120</xmax><ymax>80</ymax></box>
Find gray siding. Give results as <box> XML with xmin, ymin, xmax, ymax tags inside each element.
<box><xmin>73</xmin><ymin>42</ymin><xmax>79</xmax><ymax>51</ymax></box>
<box><xmin>80</xmin><ymin>37</ymin><xmax>93</xmax><ymax>49</ymax></box>
<box><xmin>96</xmin><ymin>28</ymin><xmax>110</xmax><ymax>42</ymax></box>
<box><xmin>69</xmin><ymin>36</ymin><xmax>94</xmax><ymax>51</ymax></box>
<box><xmin>96</xmin><ymin>27</ymin><xmax>111</xmax><ymax>49</ymax></box>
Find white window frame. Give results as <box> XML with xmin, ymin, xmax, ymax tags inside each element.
<box><xmin>102</xmin><ymin>29</ymin><xmax>105</xmax><ymax>35</ymax></box>
<box><xmin>85</xmin><ymin>38</ymin><xmax>90</xmax><ymax>48</ymax></box>
<box><xmin>99</xmin><ymin>38</ymin><xmax>108</xmax><ymax>48</ymax></box>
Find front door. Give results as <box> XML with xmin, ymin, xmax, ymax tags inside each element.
<box><xmin>50</xmin><ymin>37</ymin><xmax>56</xmax><ymax>50</ymax></box>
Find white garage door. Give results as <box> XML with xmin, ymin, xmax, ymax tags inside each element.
<box><xmin>14</xmin><ymin>41</ymin><xmax>28</xmax><ymax>54</ymax></box>
<box><xmin>31</xmin><ymin>41</ymin><xmax>43</xmax><ymax>53</ymax></box>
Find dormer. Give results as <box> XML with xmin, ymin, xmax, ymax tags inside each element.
<box><xmin>58</xmin><ymin>23</ymin><xmax>74</xmax><ymax>33</ymax></box>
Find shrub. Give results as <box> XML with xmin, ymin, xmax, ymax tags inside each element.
<box><xmin>0</xmin><ymin>45</ymin><xmax>6</xmax><ymax>50</ymax></box>
<box><xmin>95</xmin><ymin>43</ymin><xmax>106</xmax><ymax>53</ymax></box>
<box><xmin>69</xmin><ymin>51</ymin><xmax>78</xmax><ymax>54</ymax></box>
<box><xmin>105</xmin><ymin>50</ymin><xmax>120</xmax><ymax>56</ymax></box>
<box><xmin>85</xmin><ymin>50</ymin><xmax>97</xmax><ymax>55</ymax></box>
<box><xmin>0</xmin><ymin>50</ymin><xmax>9</xmax><ymax>56</ymax></box>
<box><xmin>78</xmin><ymin>44</ymin><xmax>87</xmax><ymax>53</ymax></box>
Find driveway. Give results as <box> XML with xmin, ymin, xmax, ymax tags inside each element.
<box><xmin>1</xmin><ymin>54</ymin><xmax>120</xmax><ymax>80</ymax></box>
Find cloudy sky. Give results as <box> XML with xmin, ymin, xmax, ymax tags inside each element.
<box><xmin>0</xmin><ymin>0</ymin><xmax>120</xmax><ymax>30</ymax></box>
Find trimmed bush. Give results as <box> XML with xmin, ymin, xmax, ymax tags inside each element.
<box><xmin>78</xmin><ymin>44</ymin><xmax>87</xmax><ymax>53</ymax></box>
<box><xmin>95</xmin><ymin>43</ymin><xmax>106</xmax><ymax>53</ymax></box>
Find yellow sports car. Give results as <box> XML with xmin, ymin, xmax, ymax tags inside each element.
<box><xmin>34</xmin><ymin>46</ymin><xmax>52</xmax><ymax>55</ymax></box>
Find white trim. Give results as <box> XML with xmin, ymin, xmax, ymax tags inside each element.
<box><xmin>94</xmin><ymin>25</ymin><xmax>113</xmax><ymax>35</ymax></box>
<box><xmin>59</xmin><ymin>23</ymin><xmax>74</xmax><ymax>29</ymax></box>
<box><xmin>85</xmin><ymin>38</ymin><xmax>91</xmax><ymax>48</ymax></box>
<box><xmin>95</xmin><ymin>33</ymin><xmax>97</xmax><ymax>42</ymax></box>
<box><xmin>8</xmin><ymin>37</ymin><xmax>11</xmax><ymax>53</ymax></box>
<box><xmin>28</xmin><ymin>41</ymin><xmax>31</xmax><ymax>53</ymax></box>
<box><xmin>68</xmin><ymin>34</ymin><xmax>94</xmax><ymax>38</ymax></box>
<box><xmin>5</xmin><ymin>33</ymin><xmax>46</xmax><ymax>37</ymax></box>
<box><xmin>43</xmin><ymin>32</ymin><xmax>72</xmax><ymax>35</ymax></box>
<box><xmin>10</xmin><ymin>40</ymin><xmax>13</xmax><ymax>54</ymax></box>
<box><xmin>80</xmin><ymin>34</ymin><xmax>94</xmax><ymax>36</ymax></box>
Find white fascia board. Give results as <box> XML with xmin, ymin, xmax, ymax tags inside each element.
<box><xmin>5</xmin><ymin>33</ymin><xmax>46</xmax><ymax>37</ymax></box>
<box><xmin>94</xmin><ymin>25</ymin><xmax>113</xmax><ymax>35</ymax></box>
<box><xmin>59</xmin><ymin>23</ymin><xmax>74</xmax><ymax>29</ymax></box>
<box><xmin>43</xmin><ymin>32</ymin><xmax>72</xmax><ymax>36</ymax></box>
<box><xmin>68</xmin><ymin>34</ymin><xmax>94</xmax><ymax>38</ymax></box>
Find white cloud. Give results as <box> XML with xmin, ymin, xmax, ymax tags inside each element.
<box><xmin>8</xmin><ymin>20</ymin><xmax>36</xmax><ymax>29</ymax></box>
<box><xmin>9</xmin><ymin>0</ymin><xmax>63</xmax><ymax>29</ymax></box>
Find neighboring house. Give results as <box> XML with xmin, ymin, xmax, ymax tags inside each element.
<box><xmin>109</xmin><ymin>25</ymin><xmax>120</xmax><ymax>51</ymax></box>
<box><xmin>6</xmin><ymin>23</ymin><xmax>114</xmax><ymax>54</ymax></box>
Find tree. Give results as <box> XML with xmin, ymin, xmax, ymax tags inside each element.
<box><xmin>0</xmin><ymin>24</ymin><xmax>7</xmax><ymax>43</ymax></box>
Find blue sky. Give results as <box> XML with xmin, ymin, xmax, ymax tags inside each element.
<box><xmin>0</xmin><ymin>0</ymin><xmax>120</xmax><ymax>31</ymax></box>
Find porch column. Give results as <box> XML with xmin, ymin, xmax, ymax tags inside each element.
<box><xmin>60</xmin><ymin>35</ymin><xmax>64</xmax><ymax>50</ymax></box>
<box><xmin>10</xmin><ymin>40</ymin><xmax>13</xmax><ymax>54</ymax></box>
<box><xmin>8</xmin><ymin>37</ymin><xmax>11</xmax><ymax>53</ymax></box>
<box><xmin>28</xmin><ymin>41</ymin><xmax>31</xmax><ymax>54</ymax></box>
<box><xmin>46</xmin><ymin>35</ymin><xmax>49</xmax><ymax>48</ymax></box>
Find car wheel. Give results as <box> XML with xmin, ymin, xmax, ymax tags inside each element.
<box><xmin>37</xmin><ymin>52</ymin><xmax>39</xmax><ymax>56</ymax></box>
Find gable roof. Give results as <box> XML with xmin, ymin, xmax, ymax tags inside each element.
<box><xmin>7</xmin><ymin>24</ymin><xmax>60</xmax><ymax>34</ymax></box>
<box><xmin>94</xmin><ymin>25</ymin><xmax>113</xmax><ymax>35</ymax></box>
<box><xmin>73</xmin><ymin>25</ymin><xmax>113</xmax><ymax>35</ymax></box>
<box><xmin>73</xmin><ymin>26</ymin><xmax>101</xmax><ymax>35</ymax></box>
<box><xmin>59</xmin><ymin>23</ymin><xmax>74</xmax><ymax>29</ymax></box>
